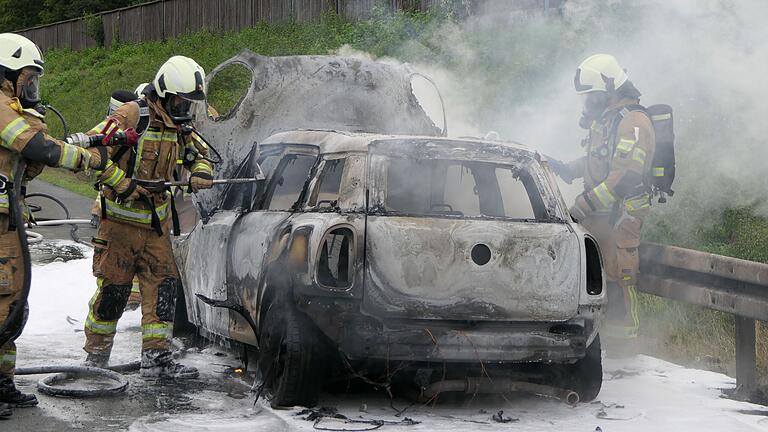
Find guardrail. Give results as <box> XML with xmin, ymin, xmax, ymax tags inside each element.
<box><xmin>639</xmin><ymin>242</ymin><xmax>768</xmax><ymax>398</ymax></box>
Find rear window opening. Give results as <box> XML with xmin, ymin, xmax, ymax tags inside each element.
<box><xmin>377</xmin><ymin>156</ymin><xmax>549</xmax><ymax>220</ymax></box>
<box><xmin>317</xmin><ymin>227</ymin><xmax>354</xmax><ymax>289</ymax></box>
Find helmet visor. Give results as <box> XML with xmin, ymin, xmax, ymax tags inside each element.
<box><xmin>18</xmin><ymin>68</ymin><xmax>41</xmax><ymax>106</ymax></box>
<box><xmin>165</xmin><ymin>94</ymin><xmax>200</xmax><ymax>124</ymax></box>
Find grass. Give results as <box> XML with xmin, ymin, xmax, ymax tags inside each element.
<box><xmin>34</xmin><ymin>168</ymin><xmax>97</xmax><ymax>199</ymax></box>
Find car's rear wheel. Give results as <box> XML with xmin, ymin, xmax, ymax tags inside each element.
<box><xmin>259</xmin><ymin>298</ymin><xmax>324</xmax><ymax>407</ymax></box>
<box><xmin>568</xmin><ymin>334</ymin><xmax>603</xmax><ymax>401</ymax></box>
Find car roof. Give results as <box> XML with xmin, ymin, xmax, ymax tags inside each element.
<box><xmin>260</xmin><ymin>129</ymin><xmax>538</xmax><ymax>157</ymax></box>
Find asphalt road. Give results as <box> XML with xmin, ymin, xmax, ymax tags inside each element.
<box><xmin>26</xmin><ymin>180</ymin><xmax>97</xmax><ymax>244</ymax></box>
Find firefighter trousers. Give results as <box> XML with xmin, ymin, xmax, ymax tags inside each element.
<box><xmin>0</xmin><ymin>216</ymin><xmax>25</xmax><ymax>379</ymax></box>
<box><xmin>581</xmin><ymin>207</ymin><xmax>648</xmax><ymax>338</ymax></box>
<box><xmin>84</xmin><ymin>218</ymin><xmax>180</xmax><ymax>355</ymax></box>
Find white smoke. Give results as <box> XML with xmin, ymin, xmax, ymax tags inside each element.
<box><xmin>340</xmin><ymin>0</ymin><xmax>768</xmax><ymax>244</ymax></box>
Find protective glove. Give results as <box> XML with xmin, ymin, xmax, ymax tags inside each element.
<box><xmin>188</xmin><ymin>172</ymin><xmax>213</xmax><ymax>193</ymax></box>
<box><xmin>114</xmin><ymin>178</ymin><xmax>150</xmax><ymax>203</ymax></box>
<box><xmin>548</xmin><ymin>158</ymin><xmax>575</xmax><ymax>184</ymax></box>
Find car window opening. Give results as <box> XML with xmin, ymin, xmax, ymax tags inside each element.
<box><xmin>381</xmin><ymin>157</ymin><xmax>548</xmax><ymax>220</ymax></box>
<box><xmin>317</xmin><ymin>228</ymin><xmax>353</xmax><ymax>288</ymax></box>
<box><xmin>312</xmin><ymin>158</ymin><xmax>346</xmax><ymax>209</ymax></box>
<box><xmin>266</xmin><ymin>154</ymin><xmax>317</xmax><ymax>211</ymax></box>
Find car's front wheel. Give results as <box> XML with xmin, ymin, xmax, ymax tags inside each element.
<box><xmin>258</xmin><ymin>298</ymin><xmax>324</xmax><ymax>407</ymax></box>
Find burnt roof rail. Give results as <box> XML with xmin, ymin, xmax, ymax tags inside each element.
<box><xmin>638</xmin><ymin>242</ymin><xmax>768</xmax><ymax>400</ymax></box>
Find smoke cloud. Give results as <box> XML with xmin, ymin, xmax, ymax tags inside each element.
<box><xmin>342</xmin><ymin>0</ymin><xmax>768</xmax><ymax>245</ymax></box>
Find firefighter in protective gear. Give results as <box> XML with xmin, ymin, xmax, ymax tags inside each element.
<box><xmin>90</xmin><ymin>89</ymin><xmax>144</xmax><ymax>310</ymax></box>
<box><xmin>553</xmin><ymin>54</ymin><xmax>656</xmax><ymax>339</ymax></box>
<box><xmin>82</xmin><ymin>56</ymin><xmax>213</xmax><ymax>378</ymax></box>
<box><xmin>0</xmin><ymin>33</ymin><xmax>118</xmax><ymax>416</ymax></box>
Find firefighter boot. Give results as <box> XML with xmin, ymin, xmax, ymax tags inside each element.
<box><xmin>83</xmin><ymin>353</ymin><xmax>110</xmax><ymax>368</ymax></box>
<box><xmin>0</xmin><ymin>375</ymin><xmax>38</xmax><ymax>408</ymax></box>
<box><xmin>140</xmin><ymin>349</ymin><xmax>199</xmax><ymax>379</ymax></box>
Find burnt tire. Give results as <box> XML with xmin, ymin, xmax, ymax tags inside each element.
<box><xmin>259</xmin><ymin>299</ymin><xmax>324</xmax><ymax>408</ymax></box>
<box><xmin>569</xmin><ymin>334</ymin><xmax>603</xmax><ymax>402</ymax></box>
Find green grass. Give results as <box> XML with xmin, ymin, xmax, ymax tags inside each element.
<box><xmin>34</xmin><ymin>168</ymin><xmax>98</xmax><ymax>198</ymax></box>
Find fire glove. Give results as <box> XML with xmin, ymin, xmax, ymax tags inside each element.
<box><xmin>548</xmin><ymin>158</ymin><xmax>575</xmax><ymax>184</ymax></box>
<box><xmin>115</xmin><ymin>178</ymin><xmax>150</xmax><ymax>203</ymax></box>
<box><xmin>188</xmin><ymin>172</ymin><xmax>213</xmax><ymax>193</ymax></box>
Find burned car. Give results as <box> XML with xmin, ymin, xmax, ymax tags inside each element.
<box><xmin>174</xmin><ymin>129</ymin><xmax>607</xmax><ymax>406</ymax></box>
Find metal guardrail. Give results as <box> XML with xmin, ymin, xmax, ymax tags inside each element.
<box><xmin>638</xmin><ymin>242</ymin><xmax>768</xmax><ymax>398</ymax></box>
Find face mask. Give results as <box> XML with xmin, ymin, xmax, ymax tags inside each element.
<box><xmin>17</xmin><ymin>67</ymin><xmax>41</xmax><ymax>109</ymax></box>
<box><xmin>579</xmin><ymin>91</ymin><xmax>608</xmax><ymax>129</ymax></box>
<box><xmin>164</xmin><ymin>94</ymin><xmax>196</xmax><ymax>124</ymax></box>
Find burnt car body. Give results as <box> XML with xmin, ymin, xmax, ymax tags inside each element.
<box><xmin>175</xmin><ymin>129</ymin><xmax>607</xmax><ymax>406</ymax></box>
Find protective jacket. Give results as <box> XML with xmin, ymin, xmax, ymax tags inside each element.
<box><xmin>567</xmin><ymin>97</ymin><xmax>656</xmax><ymax>337</ymax></box>
<box><xmin>0</xmin><ymin>81</ymin><xmax>99</xmax><ymax>214</ymax></box>
<box><xmin>90</xmin><ymin>97</ymin><xmax>212</xmax><ymax>231</ymax></box>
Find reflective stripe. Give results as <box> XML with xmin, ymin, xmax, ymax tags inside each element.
<box><xmin>85</xmin><ymin>312</ymin><xmax>118</xmax><ymax>335</ymax></box>
<box><xmin>592</xmin><ymin>182</ymin><xmax>616</xmax><ymax>208</ymax></box>
<box><xmin>651</xmin><ymin>113</ymin><xmax>671</xmax><ymax>121</ymax></box>
<box><xmin>191</xmin><ymin>133</ymin><xmax>208</xmax><ymax>150</ymax></box>
<box><xmin>625</xmin><ymin>195</ymin><xmax>651</xmax><ymax>212</ymax></box>
<box><xmin>0</xmin><ymin>351</ymin><xmax>16</xmax><ymax>365</ymax></box>
<box><xmin>131</xmin><ymin>278</ymin><xmax>140</xmax><ymax>293</ymax></box>
<box><xmin>104</xmin><ymin>197</ymin><xmax>169</xmax><ymax>225</ymax></box>
<box><xmin>0</xmin><ymin>193</ymin><xmax>9</xmax><ymax>209</ymax></box>
<box><xmin>191</xmin><ymin>161</ymin><xmax>212</xmax><ymax>175</ymax></box>
<box><xmin>142</xmin><ymin>323</ymin><xmax>173</xmax><ymax>340</ymax></box>
<box><xmin>615</xmin><ymin>138</ymin><xmax>635</xmax><ymax>153</ymax></box>
<box><xmin>631</xmin><ymin>147</ymin><xmax>646</xmax><ymax>165</ymax></box>
<box><xmin>653</xmin><ymin>167</ymin><xmax>665</xmax><ymax>177</ymax></box>
<box><xmin>59</xmin><ymin>144</ymin><xmax>81</xmax><ymax>169</ymax></box>
<box><xmin>89</xmin><ymin>120</ymin><xmax>109</xmax><ymax>134</ymax></box>
<box><xmin>1</xmin><ymin>117</ymin><xmax>30</xmax><ymax>148</ymax></box>
<box><xmin>627</xmin><ymin>285</ymin><xmax>640</xmax><ymax>333</ymax></box>
<box><xmin>103</xmin><ymin>165</ymin><xmax>126</xmax><ymax>187</ymax></box>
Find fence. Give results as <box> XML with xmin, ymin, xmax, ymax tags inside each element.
<box><xmin>638</xmin><ymin>242</ymin><xmax>768</xmax><ymax>399</ymax></box>
<box><xmin>19</xmin><ymin>0</ymin><xmax>566</xmax><ymax>52</ymax></box>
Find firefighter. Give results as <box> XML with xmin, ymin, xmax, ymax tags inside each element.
<box><xmin>0</xmin><ymin>33</ymin><xmax>121</xmax><ymax>417</ymax></box>
<box><xmin>80</xmin><ymin>56</ymin><xmax>213</xmax><ymax>378</ymax></box>
<box><xmin>552</xmin><ymin>54</ymin><xmax>656</xmax><ymax>339</ymax></box>
<box><xmin>90</xmin><ymin>89</ymin><xmax>144</xmax><ymax>311</ymax></box>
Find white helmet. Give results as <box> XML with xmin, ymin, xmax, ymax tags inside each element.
<box><xmin>153</xmin><ymin>56</ymin><xmax>205</xmax><ymax>123</ymax></box>
<box><xmin>135</xmin><ymin>82</ymin><xmax>149</xmax><ymax>97</ymax></box>
<box><xmin>574</xmin><ymin>54</ymin><xmax>627</xmax><ymax>94</ymax></box>
<box><xmin>0</xmin><ymin>33</ymin><xmax>44</xmax><ymax>73</ymax></box>
<box><xmin>153</xmin><ymin>56</ymin><xmax>205</xmax><ymax>100</ymax></box>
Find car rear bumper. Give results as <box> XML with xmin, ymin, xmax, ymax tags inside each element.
<box><xmin>335</xmin><ymin>319</ymin><xmax>591</xmax><ymax>363</ymax></box>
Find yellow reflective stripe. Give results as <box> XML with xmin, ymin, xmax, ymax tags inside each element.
<box><xmin>653</xmin><ymin>167</ymin><xmax>665</xmax><ymax>177</ymax></box>
<box><xmin>592</xmin><ymin>182</ymin><xmax>616</xmax><ymax>208</ymax></box>
<box><xmin>625</xmin><ymin>195</ymin><xmax>651</xmax><ymax>212</ymax></box>
<box><xmin>89</xmin><ymin>120</ymin><xmax>109</xmax><ymax>134</ymax></box>
<box><xmin>615</xmin><ymin>138</ymin><xmax>636</xmax><ymax>154</ymax></box>
<box><xmin>0</xmin><ymin>352</ymin><xmax>16</xmax><ymax>366</ymax></box>
<box><xmin>628</xmin><ymin>285</ymin><xmax>640</xmax><ymax>332</ymax></box>
<box><xmin>161</xmin><ymin>131</ymin><xmax>177</xmax><ymax>143</ymax></box>
<box><xmin>191</xmin><ymin>133</ymin><xmax>208</xmax><ymax>150</ymax></box>
<box><xmin>651</xmin><ymin>113</ymin><xmax>671</xmax><ymax>121</ymax></box>
<box><xmin>104</xmin><ymin>198</ymin><xmax>169</xmax><ymax>224</ymax></box>
<box><xmin>142</xmin><ymin>323</ymin><xmax>173</xmax><ymax>340</ymax></box>
<box><xmin>631</xmin><ymin>147</ymin><xmax>646</xmax><ymax>165</ymax></box>
<box><xmin>131</xmin><ymin>278</ymin><xmax>140</xmax><ymax>293</ymax></box>
<box><xmin>1</xmin><ymin>116</ymin><xmax>30</xmax><ymax>148</ymax></box>
<box><xmin>191</xmin><ymin>161</ymin><xmax>212</xmax><ymax>175</ymax></box>
<box><xmin>58</xmin><ymin>144</ymin><xmax>81</xmax><ymax>169</ymax></box>
<box><xmin>103</xmin><ymin>165</ymin><xmax>126</xmax><ymax>187</ymax></box>
<box><xmin>0</xmin><ymin>193</ymin><xmax>8</xmax><ymax>209</ymax></box>
<box><xmin>85</xmin><ymin>312</ymin><xmax>118</xmax><ymax>335</ymax></box>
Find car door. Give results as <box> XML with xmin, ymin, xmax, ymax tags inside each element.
<box><xmin>225</xmin><ymin>145</ymin><xmax>320</xmax><ymax>344</ymax></box>
<box><xmin>179</xmin><ymin>145</ymin><xmax>261</xmax><ymax>339</ymax></box>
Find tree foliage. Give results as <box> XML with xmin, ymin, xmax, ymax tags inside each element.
<box><xmin>0</xmin><ymin>0</ymin><xmax>145</xmax><ymax>32</ymax></box>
